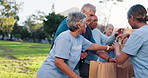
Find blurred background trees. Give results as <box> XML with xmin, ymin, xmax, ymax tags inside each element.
<box><xmin>0</xmin><ymin>0</ymin><xmax>65</xmax><ymax>43</ymax></box>
<box><xmin>0</xmin><ymin>0</ymin><xmax>22</xmax><ymax>40</ymax></box>
<box><xmin>43</xmin><ymin>12</ymin><xmax>65</xmax><ymax>43</ymax></box>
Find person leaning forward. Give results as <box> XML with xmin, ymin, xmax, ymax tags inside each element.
<box><xmin>37</xmin><ymin>12</ymin><xmax>116</xmax><ymax>78</ymax></box>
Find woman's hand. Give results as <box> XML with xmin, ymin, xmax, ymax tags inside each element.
<box><xmin>114</xmin><ymin>28</ymin><xmax>124</xmax><ymax>37</ymax></box>
<box><xmin>112</xmin><ymin>42</ymin><xmax>122</xmax><ymax>56</ymax></box>
<box><xmin>116</xmin><ymin>34</ymin><xmax>130</xmax><ymax>42</ymax></box>
<box><xmin>80</xmin><ymin>52</ymin><xmax>88</xmax><ymax>59</ymax></box>
<box><xmin>112</xmin><ymin>42</ymin><xmax>121</xmax><ymax>51</ymax></box>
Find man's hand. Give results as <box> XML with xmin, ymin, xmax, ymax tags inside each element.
<box><xmin>109</xmin><ymin>58</ymin><xmax>117</xmax><ymax>63</ymax></box>
<box><xmin>80</xmin><ymin>52</ymin><xmax>88</xmax><ymax>59</ymax></box>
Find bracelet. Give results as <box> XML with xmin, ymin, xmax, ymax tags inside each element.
<box><xmin>107</xmin><ymin>57</ymin><xmax>110</xmax><ymax>62</ymax></box>
<box><xmin>106</xmin><ymin>46</ymin><xmax>110</xmax><ymax>51</ymax></box>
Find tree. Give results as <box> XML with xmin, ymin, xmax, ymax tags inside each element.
<box><xmin>23</xmin><ymin>11</ymin><xmax>46</xmax><ymax>42</ymax></box>
<box><xmin>0</xmin><ymin>17</ymin><xmax>16</xmax><ymax>39</ymax></box>
<box><xmin>43</xmin><ymin>12</ymin><xmax>65</xmax><ymax>39</ymax></box>
<box><xmin>0</xmin><ymin>0</ymin><xmax>22</xmax><ymax>40</ymax></box>
<box><xmin>19</xmin><ymin>27</ymin><xmax>30</xmax><ymax>40</ymax></box>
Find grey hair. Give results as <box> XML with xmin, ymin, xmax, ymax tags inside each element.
<box><xmin>67</xmin><ymin>12</ymin><xmax>86</xmax><ymax>32</ymax></box>
<box><xmin>81</xmin><ymin>3</ymin><xmax>96</xmax><ymax>12</ymax></box>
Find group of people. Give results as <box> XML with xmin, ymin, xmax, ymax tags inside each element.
<box><xmin>37</xmin><ymin>3</ymin><xmax>148</xmax><ymax>78</ymax></box>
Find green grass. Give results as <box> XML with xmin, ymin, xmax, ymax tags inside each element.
<box><xmin>0</xmin><ymin>40</ymin><xmax>51</xmax><ymax>78</ymax></box>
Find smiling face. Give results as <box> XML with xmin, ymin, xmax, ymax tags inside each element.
<box><xmin>88</xmin><ymin>15</ymin><xmax>98</xmax><ymax>30</ymax></box>
<box><xmin>105</xmin><ymin>24</ymin><xmax>114</xmax><ymax>36</ymax></box>
<box><xmin>81</xmin><ymin>3</ymin><xmax>96</xmax><ymax>25</ymax></box>
<box><xmin>82</xmin><ymin>10</ymin><xmax>96</xmax><ymax>25</ymax></box>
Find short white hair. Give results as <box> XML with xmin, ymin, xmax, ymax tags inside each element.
<box><xmin>67</xmin><ymin>12</ymin><xmax>86</xmax><ymax>32</ymax></box>
<box><xmin>81</xmin><ymin>3</ymin><xmax>96</xmax><ymax>12</ymax></box>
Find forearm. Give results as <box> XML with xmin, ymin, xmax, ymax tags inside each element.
<box><xmin>88</xmin><ymin>43</ymin><xmax>108</xmax><ymax>50</ymax></box>
<box><xmin>55</xmin><ymin>57</ymin><xmax>80</xmax><ymax>78</ymax></box>
<box><xmin>114</xmin><ymin>49</ymin><xmax>122</xmax><ymax>63</ymax></box>
<box><xmin>114</xmin><ymin>49</ymin><xmax>130</xmax><ymax>64</ymax></box>
<box><xmin>96</xmin><ymin>51</ymin><xmax>110</xmax><ymax>61</ymax></box>
<box><xmin>103</xmin><ymin>35</ymin><xmax>116</xmax><ymax>45</ymax></box>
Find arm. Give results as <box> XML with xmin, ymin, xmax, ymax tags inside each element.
<box><xmin>112</xmin><ymin>42</ymin><xmax>130</xmax><ymax>64</ymax></box>
<box><xmin>98</xmin><ymin>30</ymin><xmax>115</xmax><ymax>45</ymax></box>
<box><xmin>96</xmin><ymin>50</ymin><xmax>116</xmax><ymax>62</ymax></box>
<box><xmin>115</xmin><ymin>52</ymin><xmax>130</xmax><ymax>64</ymax></box>
<box><xmin>101</xmin><ymin>28</ymin><xmax>125</xmax><ymax>45</ymax></box>
<box><xmin>87</xmin><ymin>43</ymin><xmax>112</xmax><ymax>51</ymax></box>
<box><xmin>113</xmin><ymin>32</ymin><xmax>144</xmax><ymax>64</ymax></box>
<box><xmin>55</xmin><ymin>57</ymin><xmax>81</xmax><ymax>78</ymax></box>
<box><xmin>116</xmin><ymin>34</ymin><xmax>130</xmax><ymax>42</ymax></box>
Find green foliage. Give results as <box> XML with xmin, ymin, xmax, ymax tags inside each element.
<box><xmin>0</xmin><ymin>40</ymin><xmax>50</xmax><ymax>78</ymax></box>
<box><xmin>43</xmin><ymin>12</ymin><xmax>65</xmax><ymax>38</ymax></box>
<box><xmin>0</xmin><ymin>0</ymin><xmax>22</xmax><ymax>18</ymax></box>
<box><xmin>15</xmin><ymin>34</ymin><xmax>21</xmax><ymax>39</ymax></box>
<box><xmin>19</xmin><ymin>27</ymin><xmax>31</xmax><ymax>39</ymax></box>
<box><xmin>0</xmin><ymin>17</ymin><xmax>16</xmax><ymax>33</ymax></box>
<box><xmin>23</xmin><ymin>11</ymin><xmax>46</xmax><ymax>42</ymax></box>
<box><xmin>0</xmin><ymin>0</ymin><xmax>23</xmax><ymax>39</ymax></box>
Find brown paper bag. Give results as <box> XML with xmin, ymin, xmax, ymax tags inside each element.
<box><xmin>89</xmin><ymin>61</ymin><xmax>117</xmax><ymax>78</ymax></box>
<box><xmin>89</xmin><ymin>61</ymin><xmax>134</xmax><ymax>78</ymax></box>
<box><xmin>89</xmin><ymin>61</ymin><xmax>101</xmax><ymax>78</ymax></box>
<box><xmin>117</xmin><ymin>62</ymin><xmax>134</xmax><ymax>78</ymax></box>
<box><xmin>96</xmin><ymin>62</ymin><xmax>117</xmax><ymax>78</ymax></box>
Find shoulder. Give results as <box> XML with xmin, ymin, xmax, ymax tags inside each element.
<box><xmin>92</xmin><ymin>28</ymin><xmax>101</xmax><ymax>33</ymax></box>
<box><xmin>133</xmin><ymin>25</ymin><xmax>148</xmax><ymax>36</ymax></box>
<box><xmin>56</xmin><ymin>30</ymin><xmax>70</xmax><ymax>40</ymax></box>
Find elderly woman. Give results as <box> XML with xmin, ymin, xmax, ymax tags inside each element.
<box><xmin>37</xmin><ymin>12</ymin><xmax>115</xmax><ymax>78</ymax></box>
<box><xmin>113</xmin><ymin>4</ymin><xmax>148</xmax><ymax>78</ymax></box>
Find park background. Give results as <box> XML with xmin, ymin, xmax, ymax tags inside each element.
<box><xmin>0</xmin><ymin>0</ymin><xmax>147</xmax><ymax>78</ymax></box>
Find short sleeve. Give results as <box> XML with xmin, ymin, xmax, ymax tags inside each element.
<box><xmin>54</xmin><ymin>37</ymin><xmax>71</xmax><ymax>59</ymax></box>
<box><xmin>81</xmin><ymin>36</ymin><xmax>92</xmax><ymax>51</ymax></box>
<box><xmin>122</xmin><ymin>33</ymin><xmax>144</xmax><ymax>56</ymax></box>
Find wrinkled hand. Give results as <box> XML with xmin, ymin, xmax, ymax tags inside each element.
<box><xmin>115</xmin><ymin>28</ymin><xmax>124</xmax><ymax>37</ymax></box>
<box><xmin>112</xmin><ymin>42</ymin><xmax>121</xmax><ymax>51</ymax></box>
<box><xmin>109</xmin><ymin>58</ymin><xmax>117</xmax><ymax>63</ymax></box>
<box><xmin>116</xmin><ymin>34</ymin><xmax>130</xmax><ymax>42</ymax></box>
<box><xmin>80</xmin><ymin>52</ymin><xmax>88</xmax><ymax>59</ymax></box>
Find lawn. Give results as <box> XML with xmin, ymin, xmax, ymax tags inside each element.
<box><xmin>0</xmin><ymin>40</ymin><xmax>51</xmax><ymax>78</ymax></box>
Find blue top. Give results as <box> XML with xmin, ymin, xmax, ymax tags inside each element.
<box><xmin>37</xmin><ymin>30</ymin><xmax>92</xmax><ymax>78</ymax></box>
<box><xmin>122</xmin><ymin>25</ymin><xmax>148</xmax><ymax>78</ymax></box>
<box><xmin>54</xmin><ymin>18</ymin><xmax>96</xmax><ymax>43</ymax></box>
<box><xmin>92</xmin><ymin>28</ymin><xmax>115</xmax><ymax>62</ymax></box>
<box><xmin>53</xmin><ymin>18</ymin><xmax>97</xmax><ymax>64</ymax></box>
<box><xmin>92</xmin><ymin>28</ymin><xmax>115</xmax><ymax>45</ymax></box>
